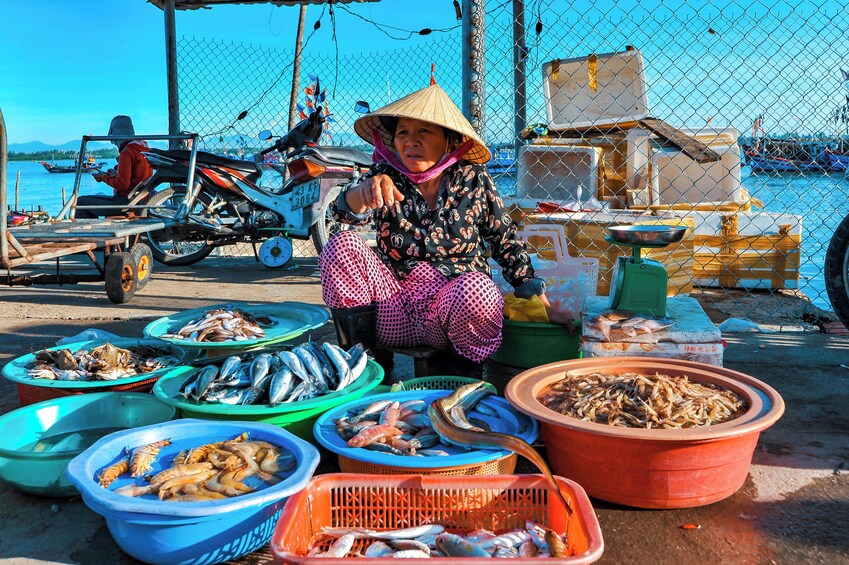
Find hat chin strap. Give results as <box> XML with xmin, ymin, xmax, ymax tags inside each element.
<box><xmin>371</xmin><ymin>130</ymin><xmax>474</xmax><ymax>184</ymax></box>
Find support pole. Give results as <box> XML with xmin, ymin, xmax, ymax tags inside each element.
<box><xmin>1</xmin><ymin>107</ymin><xmax>8</xmax><ymax>262</ymax></box>
<box><xmin>512</xmin><ymin>0</ymin><xmax>527</xmax><ymax>156</ymax></box>
<box><xmin>289</xmin><ymin>5</ymin><xmax>307</xmax><ymax>131</ymax></box>
<box><xmin>164</xmin><ymin>0</ymin><xmax>180</xmax><ymax>150</ymax></box>
<box><xmin>462</xmin><ymin>0</ymin><xmax>486</xmax><ymax>140</ymax></box>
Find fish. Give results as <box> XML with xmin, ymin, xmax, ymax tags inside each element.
<box><xmin>193</xmin><ymin>365</ymin><xmax>220</xmax><ymax>401</ymax></box>
<box><xmin>218</xmin><ymin>356</ymin><xmax>242</xmax><ymax>381</ymax></box>
<box><xmin>307</xmin><ymin>341</ymin><xmax>338</xmax><ymax>388</ymax></box>
<box><xmin>435</xmin><ymin>533</ymin><xmax>491</xmax><ymax>557</ymax></box>
<box><xmin>249</xmin><ymin>353</ymin><xmax>273</xmax><ymax>385</ymax></box>
<box><xmin>293</xmin><ymin>345</ymin><xmax>328</xmax><ymax>393</ymax></box>
<box><xmin>268</xmin><ymin>366</ymin><xmax>296</xmax><ymax>406</ymax></box>
<box><xmin>585</xmin><ymin>310</ymin><xmax>673</xmax><ymax>341</ymax></box>
<box><xmin>323</xmin><ymin>343</ymin><xmax>352</xmax><ymax>390</ymax></box>
<box><xmin>428</xmin><ymin>397</ymin><xmax>573</xmax><ymax>517</ymax></box>
<box><xmin>347</xmin><ymin>343</ymin><xmax>365</xmax><ymax>367</ymax></box>
<box><xmin>277</xmin><ymin>351</ymin><xmax>310</xmax><ymax>382</ymax></box>
<box><xmin>347</xmin><ymin>348</ymin><xmax>369</xmax><ymax>386</ymax></box>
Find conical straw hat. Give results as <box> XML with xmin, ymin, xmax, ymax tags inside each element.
<box><xmin>354</xmin><ymin>84</ymin><xmax>491</xmax><ymax>164</ymax></box>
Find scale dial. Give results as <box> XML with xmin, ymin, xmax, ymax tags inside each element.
<box><xmin>258</xmin><ymin>236</ymin><xmax>294</xmax><ymax>268</ymax></box>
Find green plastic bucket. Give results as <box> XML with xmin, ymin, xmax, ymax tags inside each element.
<box><xmin>371</xmin><ymin>375</ymin><xmax>498</xmax><ymax>395</ymax></box>
<box><xmin>151</xmin><ymin>360</ymin><xmax>384</xmax><ymax>441</ymax></box>
<box><xmin>490</xmin><ymin>319</ymin><xmax>582</xmax><ymax>368</ymax></box>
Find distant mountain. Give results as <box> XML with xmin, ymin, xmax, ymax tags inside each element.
<box><xmin>8</xmin><ymin>139</ymin><xmax>168</xmax><ymax>153</ymax></box>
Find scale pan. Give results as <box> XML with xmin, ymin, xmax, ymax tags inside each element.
<box><xmin>607</xmin><ymin>225</ymin><xmax>688</xmax><ymax>246</ymax></box>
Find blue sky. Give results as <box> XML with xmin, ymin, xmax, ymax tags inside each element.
<box><xmin>2</xmin><ymin>0</ymin><xmax>848</xmax><ymax>146</ymax></box>
<box><xmin>0</xmin><ymin>0</ymin><xmax>460</xmax><ymax>145</ymax></box>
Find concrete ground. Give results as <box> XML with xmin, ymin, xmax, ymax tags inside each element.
<box><xmin>0</xmin><ymin>255</ymin><xmax>847</xmax><ymax>565</ymax></box>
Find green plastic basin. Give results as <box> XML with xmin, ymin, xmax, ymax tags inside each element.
<box><xmin>490</xmin><ymin>319</ymin><xmax>582</xmax><ymax>368</ymax></box>
<box><xmin>151</xmin><ymin>360</ymin><xmax>384</xmax><ymax>441</ymax></box>
<box><xmin>0</xmin><ymin>392</ymin><xmax>176</xmax><ymax>497</ymax></box>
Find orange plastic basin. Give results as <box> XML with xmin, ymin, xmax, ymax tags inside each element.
<box><xmin>505</xmin><ymin>357</ymin><xmax>785</xmax><ymax>509</ymax></box>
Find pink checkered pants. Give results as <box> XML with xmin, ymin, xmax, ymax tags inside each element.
<box><xmin>318</xmin><ymin>231</ymin><xmax>504</xmax><ymax>362</ymax></box>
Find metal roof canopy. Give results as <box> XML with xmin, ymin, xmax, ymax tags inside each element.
<box><xmin>148</xmin><ymin>0</ymin><xmax>381</xmax><ymax>148</ymax></box>
<box><xmin>148</xmin><ymin>0</ymin><xmax>497</xmax><ymax>147</ymax></box>
<box><xmin>148</xmin><ymin>0</ymin><xmax>376</xmax><ymax>10</ymax></box>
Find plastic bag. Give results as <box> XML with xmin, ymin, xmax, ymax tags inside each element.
<box><xmin>503</xmin><ymin>294</ymin><xmax>550</xmax><ymax>323</ymax></box>
<box><xmin>56</xmin><ymin>328</ymin><xmax>124</xmax><ymax>346</ymax></box>
<box><xmin>716</xmin><ymin>318</ymin><xmax>775</xmax><ymax>334</ymax></box>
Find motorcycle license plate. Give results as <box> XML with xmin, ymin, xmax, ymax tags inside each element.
<box><xmin>291</xmin><ymin>179</ymin><xmax>321</xmax><ymax>210</ymax></box>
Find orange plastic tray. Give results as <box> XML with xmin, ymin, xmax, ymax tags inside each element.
<box><xmin>271</xmin><ymin>473</ymin><xmax>604</xmax><ymax>564</ymax></box>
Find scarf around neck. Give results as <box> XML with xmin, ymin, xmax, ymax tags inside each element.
<box><xmin>371</xmin><ymin>129</ymin><xmax>474</xmax><ymax>184</ymax></box>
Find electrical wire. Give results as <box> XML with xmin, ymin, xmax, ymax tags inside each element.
<box><xmin>336</xmin><ymin>3</ymin><xmax>459</xmax><ymax>41</ymax></box>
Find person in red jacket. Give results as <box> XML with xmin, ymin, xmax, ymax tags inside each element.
<box><xmin>76</xmin><ymin>115</ymin><xmax>153</xmax><ymax>218</ymax></box>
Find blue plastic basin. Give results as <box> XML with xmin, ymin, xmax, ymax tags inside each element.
<box><xmin>313</xmin><ymin>390</ymin><xmax>539</xmax><ymax>470</ymax></box>
<box><xmin>0</xmin><ymin>392</ymin><xmax>176</xmax><ymax>496</ymax></box>
<box><xmin>66</xmin><ymin>419</ymin><xmax>320</xmax><ymax>565</ymax></box>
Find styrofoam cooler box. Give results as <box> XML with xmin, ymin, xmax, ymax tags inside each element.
<box><xmin>650</xmin><ymin>142</ymin><xmax>743</xmax><ymax>206</ymax></box>
<box><xmin>625</xmin><ymin>127</ymin><xmax>741</xmax><ymax>208</ymax></box>
<box><xmin>543</xmin><ymin>49</ymin><xmax>650</xmax><ymax>131</ymax></box>
<box><xmin>514</xmin><ymin>144</ymin><xmax>603</xmax><ymax>210</ymax></box>
<box><xmin>581</xmin><ymin>295</ymin><xmax>723</xmax><ymax>366</ymax></box>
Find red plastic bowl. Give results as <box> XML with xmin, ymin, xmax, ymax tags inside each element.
<box><xmin>505</xmin><ymin>357</ymin><xmax>785</xmax><ymax>509</ymax></box>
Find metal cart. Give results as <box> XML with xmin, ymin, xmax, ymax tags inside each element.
<box><xmin>1</xmin><ymin>108</ymin><xmax>198</xmax><ymax>303</ymax></box>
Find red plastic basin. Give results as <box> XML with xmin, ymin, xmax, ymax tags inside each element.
<box><xmin>505</xmin><ymin>357</ymin><xmax>785</xmax><ymax>509</ymax></box>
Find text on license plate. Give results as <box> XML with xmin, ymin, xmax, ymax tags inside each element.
<box><xmin>291</xmin><ymin>179</ymin><xmax>321</xmax><ymax>210</ymax></box>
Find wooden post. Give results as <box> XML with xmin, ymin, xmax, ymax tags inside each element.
<box><xmin>14</xmin><ymin>170</ymin><xmax>20</xmax><ymax>210</ymax></box>
<box><xmin>62</xmin><ymin>187</ymin><xmax>67</xmax><ymax>207</ymax></box>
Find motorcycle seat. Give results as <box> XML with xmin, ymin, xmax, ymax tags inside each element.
<box><xmin>308</xmin><ymin>146</ymin><xmax>373</xmax><ymax>168</ymax></box>
<box><xmin>146</xmin><ymin>148</ymin><xmax>263</xmax><ymax>183</ymax></box>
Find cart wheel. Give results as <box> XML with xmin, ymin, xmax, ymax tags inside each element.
<box><xmin>105</xmin><ymin>252</ymin><xmax>138</xmax><ymax>304</ymax></box>
<box><xmin>131</xmin><ymin>243</ymin><xmax>153</xmax><ymax>289</ymax></box>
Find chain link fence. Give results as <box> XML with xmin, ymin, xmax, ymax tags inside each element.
<box><xmin>178</xmin><ymin>0</ymin><xmax>849</xmax><ymax>326</ymax></box>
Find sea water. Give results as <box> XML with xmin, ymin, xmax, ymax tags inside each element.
<box><xmin>5</xmin><ymin>158</ymin><xmax>846</xmax><ymax>311</ymax></box>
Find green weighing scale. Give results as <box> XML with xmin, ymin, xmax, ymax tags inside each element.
<box><xmin>605</xmin><ymin>225</ymin><xmax>689</xmax><ymax>317</ymax></box>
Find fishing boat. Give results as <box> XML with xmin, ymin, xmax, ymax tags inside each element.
<box><xmin>41</xmin><ymin>157</ymin><xmax>107</xmax><ymax>174</ymax></box>
<box><xmin>486</xmin><ymin>146</ymin><xmax>517</xmax><ymax>175</ymax></box>
<box><xmin>743</xmin><ymin>138</ymin><xmax>831</xmax><ymax>173</ymax></box>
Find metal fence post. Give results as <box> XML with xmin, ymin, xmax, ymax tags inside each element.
<box><xmin>462</xmin><ymin>0</ymin><xmax>486</xmax><ymax>139</ymax></box>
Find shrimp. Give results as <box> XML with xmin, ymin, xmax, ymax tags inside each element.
<box><xmin>98</xmin><ymin>454</ymin><xmax>130</xmax><ymax>488</ymax></box>
<box><xmin>130</xmin><ymin>439</ymin><xmax>172</xmax><ymax>477</ymax></box>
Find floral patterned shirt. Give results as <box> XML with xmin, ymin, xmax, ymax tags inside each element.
<box><xmin>333</xmin><ymin>162</ymin><xmax>536</xmax><ymax>288</ymax></box>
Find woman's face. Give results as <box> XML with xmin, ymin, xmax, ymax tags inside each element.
<box><xmin>393</xmin><ymin>118</ymin><xmax>448</xmax><ymax>172</ymax></box>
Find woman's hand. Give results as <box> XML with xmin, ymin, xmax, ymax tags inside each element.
<box><xmin>348</xmin><ymin>174</ymin><xmax>405</xmax><ymax>213</ymax></box>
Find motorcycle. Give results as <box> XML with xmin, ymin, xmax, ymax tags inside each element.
<box><xmin>825</xmin><ymin>213</ymin><xmax>849</xmax><ymax>327</ymax></box>
<box><xmin>137</xmin><ymin>105</ymin><xmax>373</xmax><ymax>267</ymax></box>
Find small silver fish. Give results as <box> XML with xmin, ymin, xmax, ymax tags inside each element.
<box><xmin>218</xmin><ymin>356</ymin><xmax>242</xmax><ymax>381</ymax></box>
<box><xmin>278</xmin><ymin>351</ymin><xmax>310</xmax><ymax>381</ymax></box>
<box><xmin>435</xmin><ymin>533</ymin><xmax>491</xmax><ymax>557</ymax></box>
<box><xmin>268</xmin><ymin>366</ymin><xmax>296</xmax><ymax>406</ymax></box>
<box><xmin>249</xmin><ymin>353</ymin><xmax>272</xmax><ymax>385</ymax></box>
<box><xmin>323</xmin><ymin>343</ymin><xmax>352</xmax><ymax>390</ymax></box>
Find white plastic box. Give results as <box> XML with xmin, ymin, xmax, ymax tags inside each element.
<box><xmin>649</xmin><ymin>142</ymin><xmax>744</xmax><ymax>206</ymax></box>
<box><xmin>625</xmin><ymin>127</ymin><xmax>741</xmax><ymax>207</ymax></box>
<box><xmin>515</xmin><ymin>144</ymin><xmax>603</xmax><ymax>210</ymax></box>
<box><xmin>543</xmin><ymin>50</ymin><xmax>650</xmax><ymax>131</ymax></box>
<box><xmin>489</xmin><ymin>224</ymin><xmax>599</xmax><ymax>319</ymax></box>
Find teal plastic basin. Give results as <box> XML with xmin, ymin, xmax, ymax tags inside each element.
<box><xmin>152</xmin><ymin>360</ymin><xmax>383</xmax><ymax>440</ymax></box>
<box><xmin>0</xmin><ymin>392</ymin><xmax>176</xmax><ymax>497</ymax></box>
